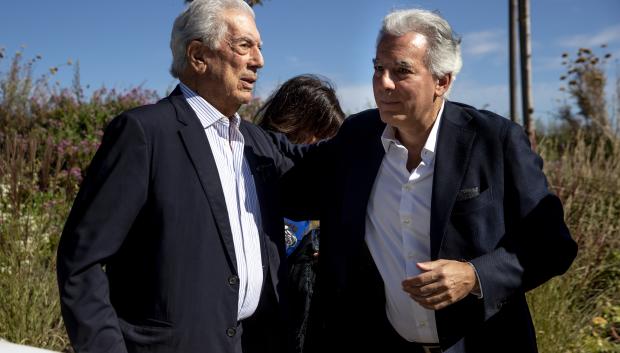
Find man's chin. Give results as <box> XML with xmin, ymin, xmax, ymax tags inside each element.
<box><xmin>378</xmin><ymin>111</ymin><xmax>407</xmax><ymax>123</ymax></box>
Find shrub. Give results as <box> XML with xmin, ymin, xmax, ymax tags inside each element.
<box><xmin>0</xmin><ymin>50</ymin><xmax>159</xmax><ymax>351</ymax></box>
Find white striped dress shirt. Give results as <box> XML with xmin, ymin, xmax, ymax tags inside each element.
<box><xmin>365</xmin><ymin>101</ymin><xmax>445</xmax><ymax>343</ymax></box>
<box><xmin>180</xmin><ymin>83</ymin><xmax>263</xmax><ymax>321</ymax></box>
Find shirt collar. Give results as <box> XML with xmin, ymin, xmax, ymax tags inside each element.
<box><xmin>380</xmin><ymin>99</ymin><xmax>445</xmax><ymax>164</ymax></box>
<box><xmin>179</xmin><ymin>82</ymin><xmax>241</xmax><ymax>129</ymax></box>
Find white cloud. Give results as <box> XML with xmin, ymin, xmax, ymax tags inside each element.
<box><xmin>449</xmin><ymin>80</ymin><xmax>510</xmax><ymax>115</ymax></box>
<box><xmin>335</xmin><ymin>83</ymin><xmax>375</xmax><ymax>115</ymax></box>
<box><xmin>461</xmin><ymin>30</ymin><xmax>506</xmax><ymax>57</ymax></box>
<box><xmin>530</xmin><ymin>82</ymin><xmax>568</xmax><ymax>121</ymax></box>
<box><xmin>534</xmin><ymin>56</ymin><xmax>565</xmax><ymax>71</ymax></box>
<box><xmin>285</xmin><ymin>56</ymin><xmax>301</xmax><ymax>65</ymax></box>
<box><xmin>558</xmin><ymin>25</ymin><xmax>620</xmax><ymax>48</ymax></box>
<box><xmin>449</xmin><ymin>79</ymin><xmax>564</xmax><ymax>123</ymax></box>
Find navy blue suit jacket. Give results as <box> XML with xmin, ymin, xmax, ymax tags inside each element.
<box><xmin>282</xmin><ymin>101</ymin><xmax>577</xmax><ymax>353</ymax></box>
<box><xmin>57</xmin><ymin>86</ymin><xmax>293</xmax><ymax>353</ymax></box>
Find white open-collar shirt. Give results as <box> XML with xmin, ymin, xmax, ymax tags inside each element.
<box><xmin>365</xmin><ymin>100</ymin><xmax>445</xmax><ymax>343</ymax></box>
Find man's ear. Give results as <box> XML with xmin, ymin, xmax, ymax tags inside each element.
<box><xmin>435</xmin><ymin>73</ymin><xmax>453</xmax><ymax>97</ymax></box>
<box><xmin>186</xmin><ymin>40</ymin><xmax>208</xmax><ymax>74</ymax></box>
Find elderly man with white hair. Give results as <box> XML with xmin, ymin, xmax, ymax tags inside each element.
<box><xmin>57</xmin><ymin>1</ymin><xmax>293</xmax><ymax>352</ymax></box>
<box><xmin>282</xmin><ymin>8</ymin><xmax>577</xmax><ymax>353</ymax></box>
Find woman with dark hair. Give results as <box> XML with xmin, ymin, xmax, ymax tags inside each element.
<box><xmin>255</xmin><ymin>74</ymin><xmax>344</xmax><ymax>144</ymax></box>
<box><xmin>255</xmin><ymin>74</ymin><xmax>344</xmax><ymax>353</ymax></box>
<box><xmin>256</xmin><ymin>74</ymin><xmax>344</xmax><ymax>256</ymax></box>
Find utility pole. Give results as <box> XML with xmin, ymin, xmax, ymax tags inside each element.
<box><xmin>518</xmin><ymin>0</ymin><xmax>537</xmax><ymax>148</ymax></box>
<box><xmin>509</xmin><ymin>0</ymin><xmax>519</xmax><ymax>122</ymax></box>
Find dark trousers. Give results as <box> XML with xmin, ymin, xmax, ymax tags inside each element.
<box><xmin>381</xmin><ymin>322</ymin><xmax>442</xmax><ymax>353</ymax></box>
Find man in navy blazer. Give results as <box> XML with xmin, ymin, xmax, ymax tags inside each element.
<box><xmin>56</xmin><ymin>1</ymin><xmax>292</xmax><ymax>352</ymax></box>
<box><xmin>283</xmin><ymin>8</ymin><xmax>577</xmax><ymax>353</ymax></box>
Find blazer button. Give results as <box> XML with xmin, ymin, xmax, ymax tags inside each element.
<box><xmin>228</xmin><ymin>275</ymin><xmax>239</xmax><ymax>285</ymax></box>
<box><xmin>226</xmin><ymin>327</ymin><xmax>236</xmax><ymax>337</ymax></box>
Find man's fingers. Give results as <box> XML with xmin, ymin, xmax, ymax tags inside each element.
<box><xmin>410</xmin><ymin>291</ymin><xmax>453</xmax><ymax>310</ymax></box>
<box><xmin>403</xmin><ymin>270</ymin><xmax>440</xmax><ymax>287</ymax></box>
<box><xmin>403</xmin><ymin>261</ymin><xmax>449</xmax><ymax>287</ymax></box>
<box><xmin>403</xmin><ymin>281</ymin><xmax>445</xmax><ymax>299</ymax></box>
<box><xmin>403</xmin><ymin>259</ymin><xmax>478</xmax><ymax>310</ymax></box>
<box><xmin>403</xmin><ymin>259</ymin><xmax>477</xmax><ymax>310</ymax></box>
<box><xmin>416</xmin><ymin>260</ymin><xmax>443</xmax><ymax>271</ymax></box>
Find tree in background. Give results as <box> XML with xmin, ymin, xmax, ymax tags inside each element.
<box><xmin>557</xmin><ymin>46</ymin><xmax>615</xmax><ymax>139</ymax></box>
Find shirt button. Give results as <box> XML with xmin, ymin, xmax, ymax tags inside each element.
<box><xmin>226</xmin><ymin>327</ymin><xmax>237</xmax><ymax>337</ymax></box>
<box><xmin>228</xmin><ymin>275</ymin><xmax>239</xmax><ymax>285</ymax></box>
<box><xmin>403</xmin><ymin>219</ymin><xmax>410</xmax><ymax>224</ymax></box>
<box><xmin>403</xmin><ymin>184</ymin><xmax>411</xmax><ymax>191</ymax></box>
<box><xmin>407</xmin><ymin>253</ymin><xmax>415</xmax><ymax>260</ymax></box>
<box><xmin>419</xmin><ymin>321</ymin><xmax>428</xmax><ymax>327</ymax></box>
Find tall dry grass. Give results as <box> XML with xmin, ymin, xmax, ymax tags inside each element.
<box><xmin>0</xmin><ymin>134</ymin><xmax>71</xmax><ymax>349</ymax></box>
<box><xmin>529</xmin><ymin>134</ymin><xmax>620</xmax><ymax>352</ymax></box>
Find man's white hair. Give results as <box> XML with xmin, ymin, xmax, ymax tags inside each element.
<box><xmin>378</xmin><ymin>9</ymin><xmax>462</xmax><ymax>83</ymax></box>
<box><xmin>169</xmin><ymin>0</ymin><xmax>254</xmax><ymax>78</ymax></box>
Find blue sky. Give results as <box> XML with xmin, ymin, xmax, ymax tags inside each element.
<box><xmin>1</xmin><ymin>0</ymin><xmax>619</xmax><ymax>122</ymax></box>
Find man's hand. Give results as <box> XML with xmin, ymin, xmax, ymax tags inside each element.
<box><xmin>401</xmin><ymin>259</ymin><xmax>479</xmax><ymax>310</ymax></box>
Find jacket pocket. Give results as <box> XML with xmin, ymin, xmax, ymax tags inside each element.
<box><xmin>119</xmin><ymin>317</ymin><xmax>176</xmax><ymax>346</ymax></box>
<box><xmin>452</xmin><ymin>186</ymin><xmax>493</xmax><ymax>215</ymax></box>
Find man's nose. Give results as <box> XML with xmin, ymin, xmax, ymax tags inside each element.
<box><xmin>250</xmin><ymin>47</ymin><xmax>264</xmax><ymax>69</ymax></box>
<box><xmin>379</xmin><ymin>71</ymin><xmax>396</xmax><ymax>91</ymax></box>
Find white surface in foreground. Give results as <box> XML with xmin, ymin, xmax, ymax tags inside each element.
<box><xmin>0</xmin><ymin>340</ymin><xmax>59</xmax><ymax>353</ymax></box>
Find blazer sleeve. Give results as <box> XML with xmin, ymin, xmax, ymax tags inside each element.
<box><xmin>265</xmin><ymin>130</ymin><xmax>308</xmax><ymax>171</ymax></box>
<box><xmin>56</xmin><ymin>113</ymin><xmax>149</xmax><ymax>353</ymax></box>
<box><xmin>278</xmin><ymin>131</ymin><xmax>345</xmax><ymax>222</ymax></box>
<box><xmin>469</xmin><ymin>123</ymin><xmax>577</xmax><ymax>320</ymax></box>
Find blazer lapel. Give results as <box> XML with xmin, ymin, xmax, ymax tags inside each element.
<box><xmin>430</xmin><ymin>101</ymin><xmax>476</xmax><ymax>259</ymax></box>
<box><xmin>169</xmin><ymin>87</ymin><xmax>238</xmax><ymax>273</ymax></box>
<box><xmin>340</xmin><ymin>112</ymin><xmax>386</xmax><ymax>260</ymax></box>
